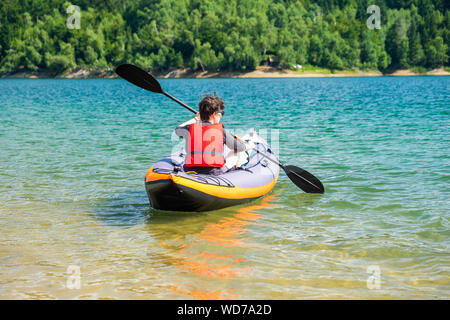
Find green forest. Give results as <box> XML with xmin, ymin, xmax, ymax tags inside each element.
<box><xmin>0</xmin><ymin>0</ymin><xmax>448</xmax><ymax>75</ymax></box>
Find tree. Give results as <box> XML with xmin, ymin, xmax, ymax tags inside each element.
<box><xmin>308</xmin><ymin>35</ymin><xmax>323</xmax><ymax>66</ymax></box>
<box><xmin>408</xmin><ymin>5</ymin><xmax>426</xmax><ymax>66</ymax></box>
<box><xmin>360</xmin><ymin>32</ymin><xmax>378</xmax><ymax>69</ymax></box>
<box><xmin>45</xmin><ymin>42</ymin><xmax>76</xmax><ymax>73</ymax></box>
<box><xmin>386</xmin><ymin>15</ymin><xmax>410</xmax><ymax>68</ymax></box>
<box><xmin>425</xmin><ymin>36</ymin><xmax>448</xmax><ymax>67</ymax></box>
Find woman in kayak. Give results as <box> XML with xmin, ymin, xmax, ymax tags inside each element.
<box><xmin>175</xmin><ymin>93</ymin><xmax>254</xmax><ymax>175</ymax></box>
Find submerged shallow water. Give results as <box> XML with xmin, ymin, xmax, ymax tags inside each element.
<box><xmin>0</xmin><ymin>77</ymin><xmax>449</xmax><ymax>299</ymax></box>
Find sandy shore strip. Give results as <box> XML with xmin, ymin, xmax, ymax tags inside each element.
<box><xmin>2</xmin><ymin>66</ymin><xmax>449</xmax><ymax>79</ymax></box>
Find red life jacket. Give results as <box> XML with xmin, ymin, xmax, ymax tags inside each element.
<box><xmin>185</xmin><ymin>123</ymin><xmax>225</xmax><ymax>167</ymax></box>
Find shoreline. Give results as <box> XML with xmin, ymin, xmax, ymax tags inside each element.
<box><xmin>1</xmin><ymin>66</ymin><xmax>449</xmax><ymax>79</ymax></box>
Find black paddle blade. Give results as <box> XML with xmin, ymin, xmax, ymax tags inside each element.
<box><xmin>283</xmin><ymin>165</ymin><xmax>324</xmax><ymax>194</ymax></box>
<box><xmin>115</xmin><ymin>64</ymin><xmax>163</xmax><ymax>93</ymax></box>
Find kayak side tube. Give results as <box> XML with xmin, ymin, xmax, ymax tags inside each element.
<box><xmin>144</xmin><ymin>166</ymin><xmax>279</xmax><ymax>212</ymax></box>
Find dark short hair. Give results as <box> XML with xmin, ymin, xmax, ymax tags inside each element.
<box><xmin>198</xmin><ymin>93</ymin><xmax>224</xmax><ymax>121</ymax></box>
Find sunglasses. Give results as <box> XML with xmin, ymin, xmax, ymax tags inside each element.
<box><xmin>217</xmin><ymin>111</ymin><xmax>225</xmax><ymax>116</ymax></box>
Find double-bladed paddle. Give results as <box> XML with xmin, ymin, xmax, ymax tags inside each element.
<box><xmin>115</xmin><ymin>63</ymin><xmax>324</xmax><ymax>194</ymax></box>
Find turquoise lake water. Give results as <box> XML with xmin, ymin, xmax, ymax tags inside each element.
<box><xmin>0</xmin><ymin>77</ymin><xmax>448</xmax><ymax>299</ymax></box>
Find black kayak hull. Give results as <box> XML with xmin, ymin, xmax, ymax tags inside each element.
<box><xmin>145</xmin><ymin>179</ymin><xmax>260</xmax><ymax>212</ymax></box>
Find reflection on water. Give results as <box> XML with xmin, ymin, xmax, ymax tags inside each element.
<box><xmin>147</xmin><ymin>194</ymin><xmax>278</xmax><ymax>300</ymax></box>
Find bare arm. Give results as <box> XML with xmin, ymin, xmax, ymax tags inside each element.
<box><xmin>177</xmin><ymin>113</ymin><xmax>200</xmax><ymax>128</ymax></box>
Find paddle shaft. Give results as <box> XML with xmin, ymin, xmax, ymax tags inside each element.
<box><xmin>253</xmin><ymin>148</ymin><xmax>283</xmax><ymax>168</ymax></box>
<box><xmin>163</xmin><ymin>91</ymin><xmax>197</xmax><ymax>114</ymax></box>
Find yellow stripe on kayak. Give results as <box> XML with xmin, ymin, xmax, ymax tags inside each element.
<box><xmin>146</xmin><ymin>166</ymin><xmax>279</xmax><ymax>199</ymax></box>
<box><xmin>174</xmin><ymin>170</ymin><xmax>278</xmax><ymax>199</ymax></box>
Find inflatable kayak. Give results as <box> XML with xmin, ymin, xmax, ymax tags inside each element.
<box><xmin>145</xmin><ymin>129</ymin><xmax>279</xmax><ymax>211</ymax></box>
